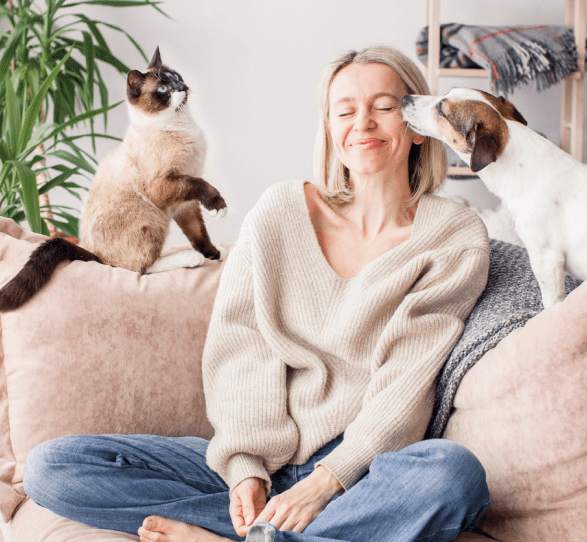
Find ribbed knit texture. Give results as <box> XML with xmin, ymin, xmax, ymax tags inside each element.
<box><xmin>203</xmin><ymin>180</ymin><xmax>490</xmax><ymax>493</ymax></box>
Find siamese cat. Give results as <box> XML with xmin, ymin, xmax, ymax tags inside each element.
<box><xmin>0</xmin><ymin>47</ymin><xmax>227</xmax><ymax>312</ymax></box>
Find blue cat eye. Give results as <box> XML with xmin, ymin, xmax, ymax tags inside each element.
<box><xmin>158</xmin><ymin>85</ymin><xmax>167</xmax><ymax>93</ymax></box>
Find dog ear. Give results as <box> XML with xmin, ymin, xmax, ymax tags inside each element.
<box><xmin>467</xmin><ymin>123</ymin><xmax>500</xmax><ymax>173</ymax></box>
<box><xmin>497</xmin><ymin>96</ymin><xmax>527</xmax><ymax>126</ymax></box>
<box><xmin>479</xmin><ymin>91</ymin><xmax>528</xmax><ymax>126</ymax></box>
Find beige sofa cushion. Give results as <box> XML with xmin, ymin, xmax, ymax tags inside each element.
<box><xmin>445</xmin><ymin>280</ymin><xmax>587</xmax><ymax>541</ymax></box>
<box><xmin>0</xmin><ymin>217</ymin><xmax>225</xmax><ymax>524</ymax></box>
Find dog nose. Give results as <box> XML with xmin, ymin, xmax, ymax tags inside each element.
<box><xmin>402</xmin><ymin>95</ymin><xmax>415</xmax><ymax>107</ymax></box>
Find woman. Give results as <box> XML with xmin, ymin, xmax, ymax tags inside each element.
<box><xmin>23</xmin><ymin>46</ymin><xmax>491</xmax><ymax>542</ymax></box>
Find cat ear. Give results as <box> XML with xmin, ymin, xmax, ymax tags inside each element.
<box><xmin>127</xmin><ymin>70</ymin><xmax>146</xmax><ymax>103</ymax></box>
<box><xmin>147</xmin><ymin>46</ymin><xmax>162</xmax><ymax>70</ymax></box>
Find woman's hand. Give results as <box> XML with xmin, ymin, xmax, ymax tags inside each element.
<box><xmin>254</xmin><ymin>466</ymin><xmax>343</xmax><ymax>533</ymax></box>
<box><xmin>230</xmin><ymin>477</ymin><xmax>268</xmax><ymax>537</ymax></box>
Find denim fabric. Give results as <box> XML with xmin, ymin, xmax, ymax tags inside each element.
<box><xmin>24</xmin><ymin>434</ymin><xmax>490</xmax><ymax>542</ymax></box>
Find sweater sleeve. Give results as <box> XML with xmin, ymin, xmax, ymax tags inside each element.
<box><xmin>316</xmin><ymin>245</ymin><xmax>490</xmax><ymax>490</ymax></box>
<box><xmin>202</xmin><ymin>215</ymin><xmax>299</xmax><ymax>494</ymax></box>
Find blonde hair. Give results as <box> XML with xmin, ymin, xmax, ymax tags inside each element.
<box><xmin>313</xmin><ymin>45</ymin><xmax>447</xmax><ymax>207</ymax></box>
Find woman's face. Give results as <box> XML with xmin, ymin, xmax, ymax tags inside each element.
<box><xmin>328</xmin><ymin>62</ymin><xmax>424</xmax><ymax>181</ymax></box>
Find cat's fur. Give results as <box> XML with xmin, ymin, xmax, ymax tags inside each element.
<box><xmin>0</xmin><ymin>47</ymin><xmax>227</xmax><ymax>312</ymax></box>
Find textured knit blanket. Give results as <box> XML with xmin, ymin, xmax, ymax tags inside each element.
<box><xmin>416</xmin><ymin>23</ymin><xmax>578</xmax><ymax>95</ymax></box>
<box><xmin>426</xmin><ymin>239</ymin><xmax>582</xmax><ymax>439</ymax></box>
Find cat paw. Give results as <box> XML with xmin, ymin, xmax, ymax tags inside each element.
<box><xmin>201</xmin><ymin>204</ymin><xmax>227</xmax><ymax>219</ymax></box>
<box><xmin>183</xmin><ymin>250</ymin><xmax>206</xmax><ymax>268</ymax></box>
<box><xmin>146</xmin><ymin>249</ymin><xmax>205</xmax><ymax>273</ymax></box>
<box><xmin>217</xmin><ymin>246</ymin><xmax>228</xmax><ymax>261</ymax></box>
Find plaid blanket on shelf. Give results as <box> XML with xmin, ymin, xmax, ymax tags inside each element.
<box><xmin>416</xmin><ymin>23</ymin><xmax>578</xmax><ymax>95</ymax></box>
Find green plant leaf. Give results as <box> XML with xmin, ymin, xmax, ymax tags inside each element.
<box><xmin>3</xmin><ymin>76</ymin><xmax>21</xmax><ymax>157</ymax></box>
<box><xmin>62</xmin><ymin>0</ymin><xmax>167</xmax><ymax>19</ymax></box>
<box><xmin>45</xmin><ymin>100</ymin><xmax>122</xmax><ymax>142</ymax></box>
<box><xmin>0</xmin><ymin>25</ymin><xmax>25</xmax><ymax>85</ymax></box>
<box><xmin>82</xmin><ymin>18</ymin><xmax>109</xmax><ymax>51</ymax></box>
<box><xmin>17</xmin><ymin>46</ymin><xmax>74</xmax><ymax>154</ymax></box>
<box><xmin>37</xmin><ymin>166</ymin><xmax>76</xmax><ymax>194</ymax></box>
<box><xmin>11</xmin><ymin>161</ymin><xmax>46</xmax><ymax>234</ymax></box>
<box><xmin>82</xmin><ymin>30</ymin><xmax>96</xmax><ymax>149</ymax></box>
<box><xmin>0</xmin><ymin>140</ymin><xmax>9</xmax><ymax>163</ymax></box>
<box><xmin>45</xmin><ymin>214</ymin><xmax>79</xmax><ymax>238</ymax></box>
<box><xmin>18</xmin><ymin>121</ymin><xmax>54</xmax><ymax>160</ymax></box>
<box><xmin>49</xmin><ymin>150</ymin><xmax>95</xmax><ymax>174</ymax></box>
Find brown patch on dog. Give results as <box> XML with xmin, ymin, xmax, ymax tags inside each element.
<box><xmin>477</xmin><ymin>90</ymin><xmax>527</xmax><ymax>125</ymax></box>
<box><xmin>436</xmin><ymin>99</ymin><xmax>510</xmax><ymax>172</ymax></box>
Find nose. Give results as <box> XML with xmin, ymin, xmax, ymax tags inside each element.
<box><xmin>353</xmin><ymin>108</ymin><xmax>376</xmax><ymax>131</ymax></box>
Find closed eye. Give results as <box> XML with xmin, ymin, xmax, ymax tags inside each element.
<box><xmin>437</xmin><ymin>101</ymin><xmax>446</xmax><ymax>118</ymax></box>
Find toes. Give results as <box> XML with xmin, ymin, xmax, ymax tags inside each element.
<box><xmin>139</xmin><ymin>515</ymin><xmax>169</xmax><ymax>541</ymax></box>
<box><xmin>216</xmin><ymin>207</ymin><xmax>227</xmax><ymax>219</ymax></box>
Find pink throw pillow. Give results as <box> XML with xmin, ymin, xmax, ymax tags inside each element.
<box><xmin>0</xmin><ymin>218</ymin><xmax>225</xmax><ymax>521</ymax></box>
<box><xmin>445</xmin><ymin>281</ymin><xmax>587</xmax><ymax>541</ymax></box>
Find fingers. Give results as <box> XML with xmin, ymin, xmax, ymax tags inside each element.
<box><xmin>253</xmin><ymin>470</ymin><xmax>340</xmax><ymax>534</ymax></box>
<box><xmin>230</xmin><ymin>477</ymin><xmax>267</xmax><ymax>537</ymax></box>
<box><xmin>256</xmin><ymin>496</ymin><xmax>316</xmax><ymax>533</ymax></box>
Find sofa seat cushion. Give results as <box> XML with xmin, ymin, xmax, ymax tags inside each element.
<box><xmin>5</xmin><ymin>499</ymin><xmax>138</xmax><ymax>541</ymax></box>
<box><xmin>0</xmin><ymin>218</ymin><xmax>227</xmax><ymax>523</ymax></box>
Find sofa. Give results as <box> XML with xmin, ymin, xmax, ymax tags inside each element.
<box><xmin>0</xmin><ymin>214</ymin><xmax>585</xmax><ymax>542</ymax></box>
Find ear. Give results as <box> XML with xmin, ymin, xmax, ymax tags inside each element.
<box><xmin>147</xmin><ymin>46</ymin><xmax>162</xmax><ymax>70</ymax></box>
<box><xmin>412</xmin><ymin>133</ymin><xmax>425</xmax><ymax>145</ymax></box>
<box><xmin>498</xmin><ymin>96</ymin><xmax>527</xmax><ymax>126</ymax></box>
<box><xmin>467</xmin><ymin>123</ymin><xmax>500</xmax><ymax>173</ymax></box>
<box><xmin>126</xmin><ymin>70</ymin><xmax>146</xmax><ymax>103</ymax></box>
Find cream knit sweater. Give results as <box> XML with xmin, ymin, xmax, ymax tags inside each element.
<box><xmin>203</xmin><ymin>180</ymin><xmax>489</xmax><ymax>493</ymax></box>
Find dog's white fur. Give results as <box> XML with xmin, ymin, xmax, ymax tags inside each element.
<box><xmin>402</xmin><ymin>88</ymin><xmax>587</xmax><ymax>308</ymax></box>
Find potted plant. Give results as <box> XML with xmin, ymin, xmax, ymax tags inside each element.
<box><xmin>0</xmin><ymin>0</ymin><xmax>166</xmax><ymax>237</ymax></box>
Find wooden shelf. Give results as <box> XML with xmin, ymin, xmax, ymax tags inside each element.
<box><xmin>448</xmin><ymin>166</ymin><xmax>475</xmax><ymax>176</ymax></box>
<box><xmin>438</xmin><ymin>68</ymin><xmax>488</xmax><ymax>78</ymax></box>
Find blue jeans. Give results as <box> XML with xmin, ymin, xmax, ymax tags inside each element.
<box><xmin>23</xmin><ymin>434</ymin><xmax>490</xmax><ymax>542</ymax></box>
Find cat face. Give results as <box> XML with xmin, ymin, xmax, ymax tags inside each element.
<box><xmin>126</xmin><ymin>47</ymin><xmax>189</xmax><ymax>114</ymax></box>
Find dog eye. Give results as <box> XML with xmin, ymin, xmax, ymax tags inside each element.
<box><xmin>437</xmin><ymin>101</ymin><xmax>447</xmax><ymax>118</ymax></box>
<box><xmin>158</xmin><ymin>85</ymin><xmax>168</xmax><ymax>93</ymax></box>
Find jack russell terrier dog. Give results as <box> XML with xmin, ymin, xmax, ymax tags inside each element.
<box><xmin>402</xmin><ymin>88</ymin><xmax>585</xmax><ymax>309</ymax></box>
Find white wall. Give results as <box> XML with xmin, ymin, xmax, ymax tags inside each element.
<box><xmin>55</xmin><ymin>0</ymin><xmax>582</xmax><ymax>245</ymax></box>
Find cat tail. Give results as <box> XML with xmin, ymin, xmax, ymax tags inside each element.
<box><xmin>0</xmin><ymin>238</ymin><xmax>101</xmax><ymax>312</ymax></box>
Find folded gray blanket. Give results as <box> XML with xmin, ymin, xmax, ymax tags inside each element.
<box><xmin>416</xmin><ymin>23</ymin><xmax>578</xmax><ymax>94</ymax></box>
<box><xmin>426</xmin><ymin>239</ymin><xmax>582</xmax><ymax>439</ymax></box>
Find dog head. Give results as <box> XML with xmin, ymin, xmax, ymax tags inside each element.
<box><xmin>401</xmin><ymin>88</ymin><xmax>527</xmax><ymax>173</ymax></box>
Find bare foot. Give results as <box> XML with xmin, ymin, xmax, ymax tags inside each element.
<box><xmin>138</xmin><ymin>515</ymin><xmax>234</xmax><ymax>542</ymax></box>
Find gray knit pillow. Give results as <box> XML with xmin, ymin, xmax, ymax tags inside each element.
<box><xmin>427</xmin><ymin>239</ymin><xmax>582</xmax><ymax>439</ymax></box>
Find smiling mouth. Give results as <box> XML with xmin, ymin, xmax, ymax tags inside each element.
<box><xmin>354</xmin><ymin>138</ymin><xmax>385</xmax><ymax>148</ymax></box>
